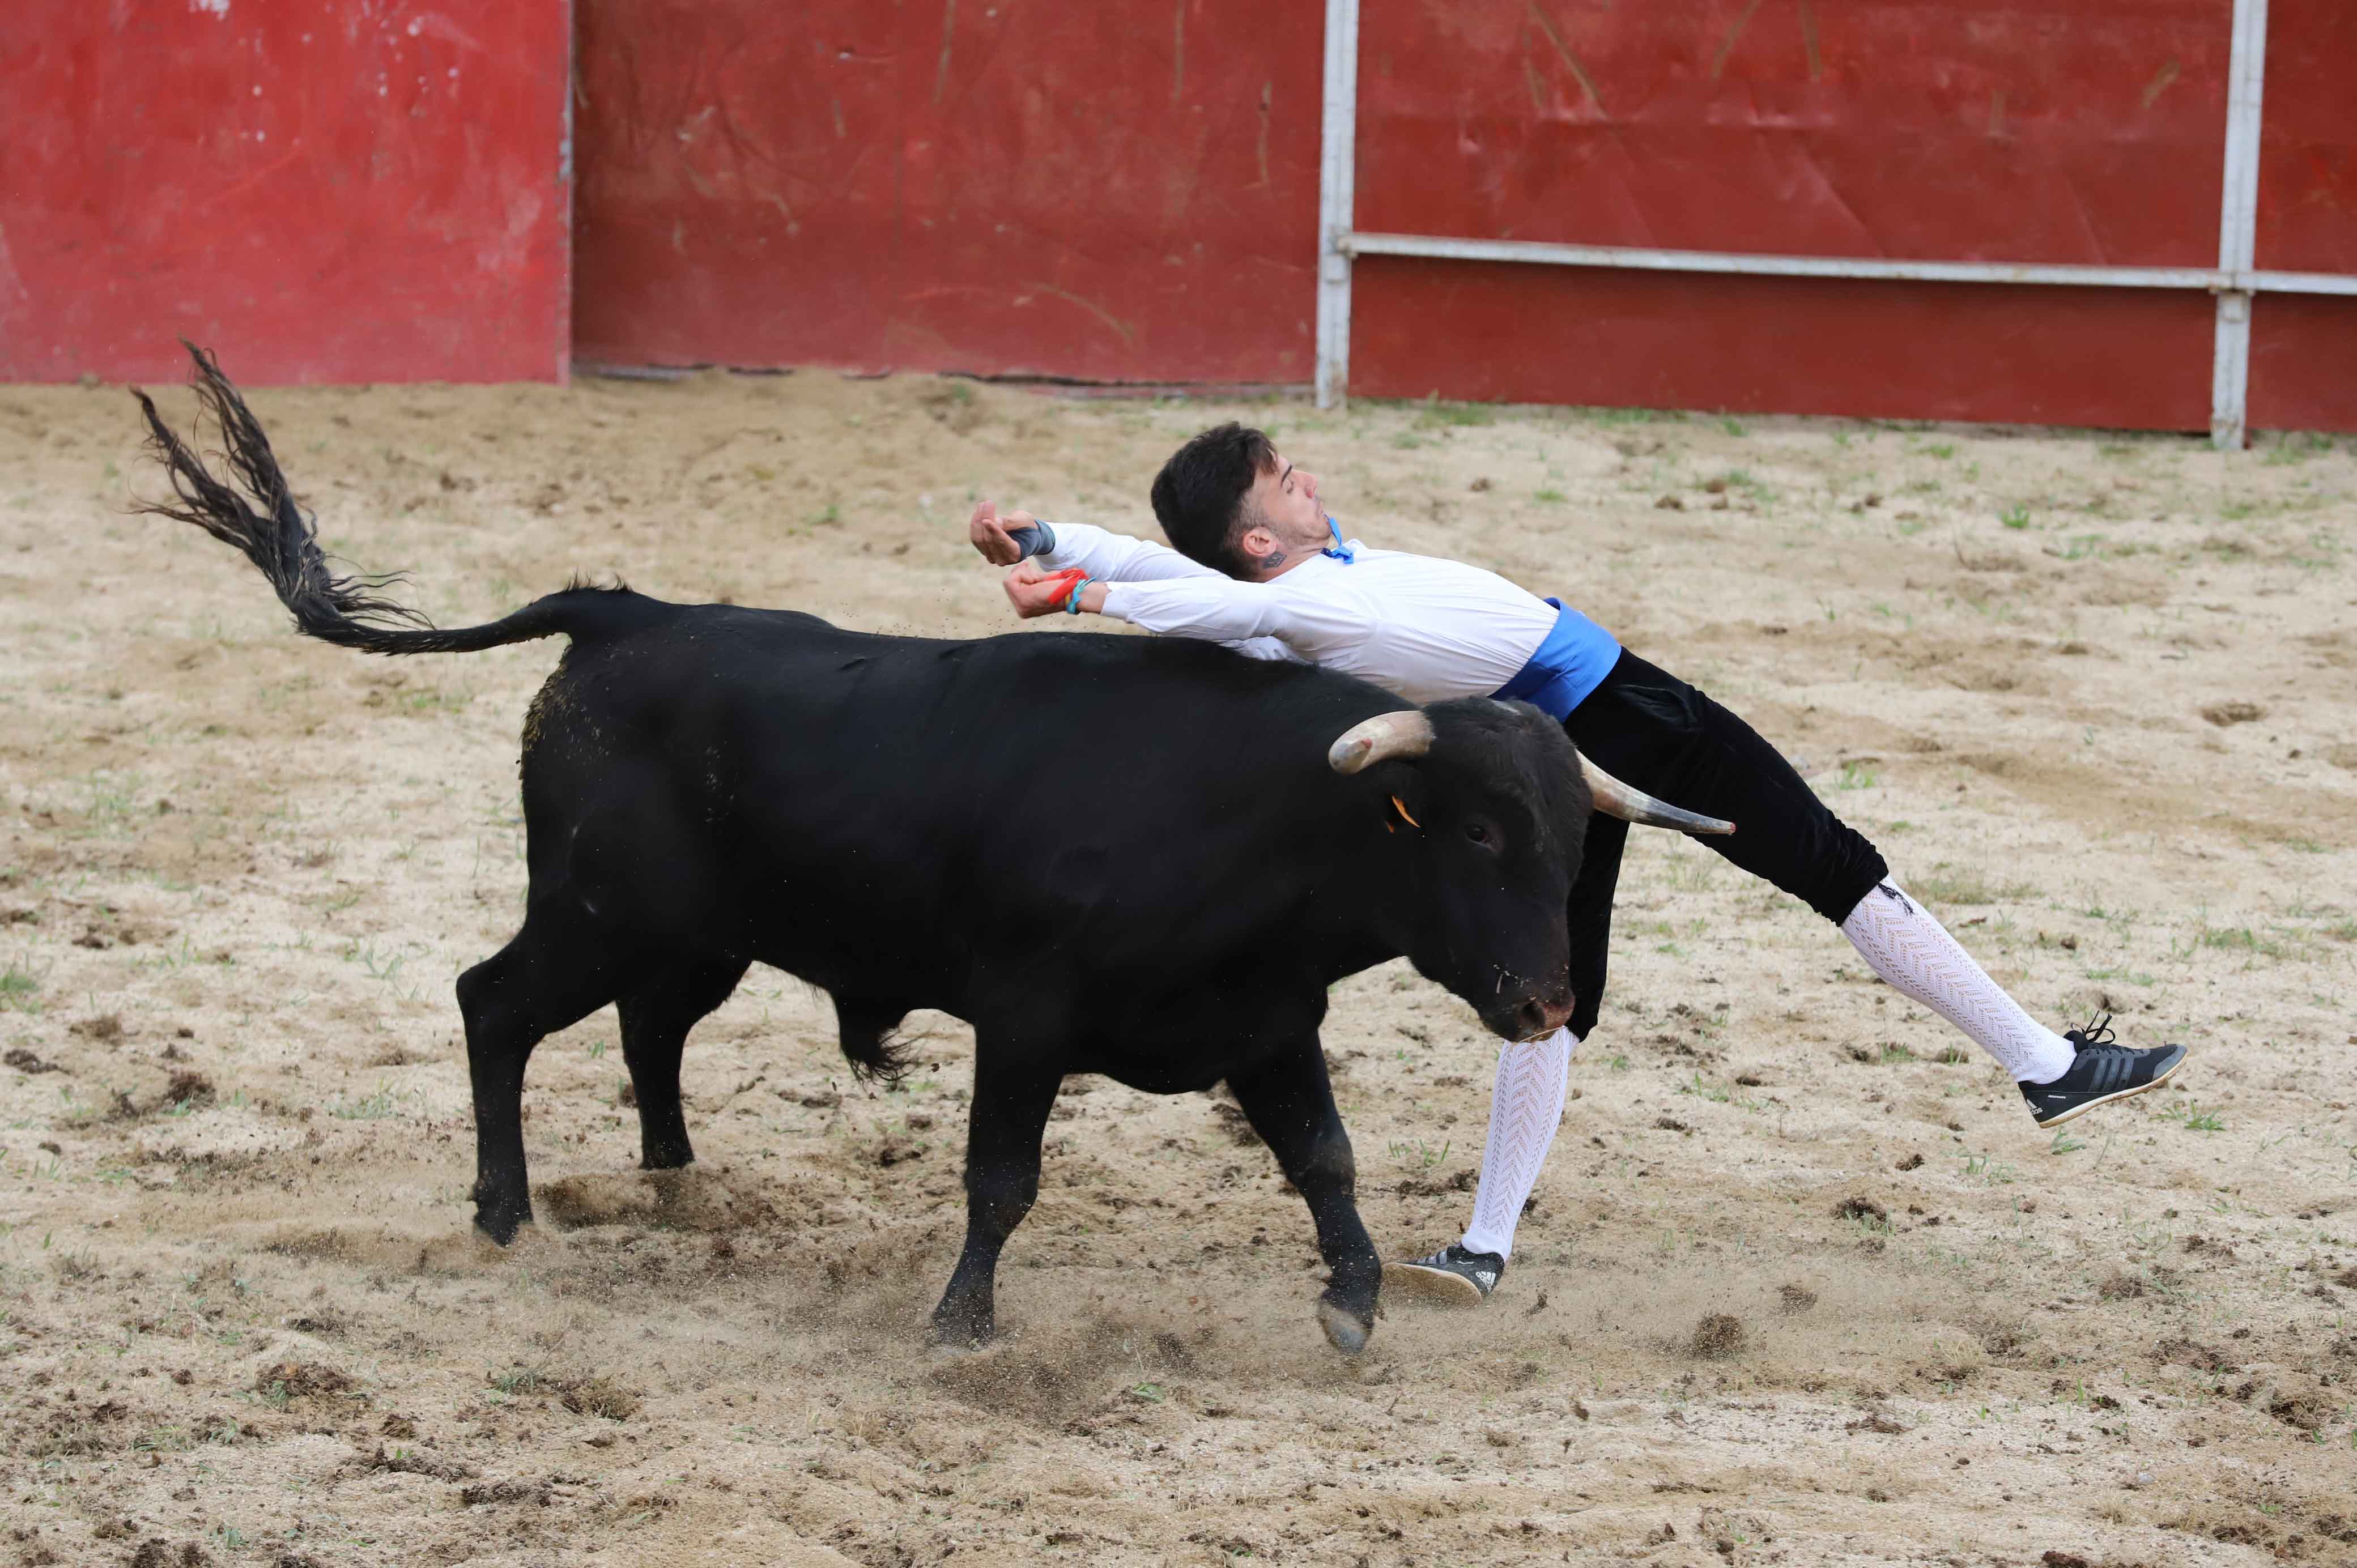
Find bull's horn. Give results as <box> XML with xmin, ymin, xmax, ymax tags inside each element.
<box><xmin>1327</xmin><ymin>710</ymin><xmax>1435</xmax><ymax>774</ymax></box>
<box><xmin>1580</xmin><ymin>755</ymin><xmax>1735</xmax><ymax>836</ymax></box>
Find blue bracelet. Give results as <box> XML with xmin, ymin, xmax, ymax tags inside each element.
<box><xmin>1065</xmin><ymin>575</ymin><xmax>1096</xmax><ymax>614</ymax></box>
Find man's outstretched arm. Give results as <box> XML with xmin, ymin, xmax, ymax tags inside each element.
<box><xmin>1001</xmin><ymin>564</ymin><xmax>1365</xmax><ymax>665</ymax></box>
<box><xmin>968</xmin><ymin>501</ymin><xmax>1217</xmax><ymax>585</ymax></box>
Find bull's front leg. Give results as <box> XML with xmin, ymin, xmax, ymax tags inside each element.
<box><xmin>931</xmin><ymin>1052</ymin><xmax>1061</xmax><ymax>1347</ymax></box>
<box><xmin>1228</xmin><ymin>1040</ymin><xmax>1380</xmax><ymax>1353</ymax></box>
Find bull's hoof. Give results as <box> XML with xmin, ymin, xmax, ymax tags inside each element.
<box><xmin>637</xmin><ymin>1147</ymin><xmax>696</xmax><ymax>1172</ymax></box>
<box><xmin>472</xmin><ymin>1203</ymin><xmax>533</xmax><ymax>1247</ymax></box>
<box><xmin>1316</xmin><ymin>1296</ymin><xmax>1373</xmax><ymax>1355</ymax></box>
<box><xmin>929</xmin><ymin>1305</ymin><xmax>996</xmax><ymax>1349</ymax></box>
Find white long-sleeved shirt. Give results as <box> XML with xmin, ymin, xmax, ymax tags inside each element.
<box><xmin>1037</xmin><ymin>521</ymin><xmax>1567</xmax><ymax>706</ymax></box>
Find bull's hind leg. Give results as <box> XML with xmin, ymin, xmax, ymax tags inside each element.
<box><xmin>1228</xmin><ymin>1041</ymin><xmax>1380</xmax><ymax>1353</ymax></box>
<box><xmin>618</xmin><ymin>959</ymin><xmax>751</xmax><ymax>1171</ymax></box>
<box><xmin>931</xmin><ymin>1051</ymin><xmax>1061</xmax><ymax>1347</ymax></box>
<box><xmin>457</xmin><ymin>907</ymin><xmax>632</xmax><ymax>1245</ymax></box>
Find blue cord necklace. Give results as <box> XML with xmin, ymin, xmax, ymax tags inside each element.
<box><xmin>1321</xmin><ymin>515</ymin><xmax>1356</xmax><ymax>564</ymax></box>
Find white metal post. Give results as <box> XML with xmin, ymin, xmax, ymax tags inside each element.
<box><xmin>1314</xmin><ymin>0</ymin><xmax>1360</xmax><ymax>411</ymax></box>
<box><xmin>2211</xmin><ymin>0</ymin><xmax>2270</xmax><ymax>449</ymax></box>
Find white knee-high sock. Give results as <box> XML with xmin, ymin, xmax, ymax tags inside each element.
<box><xmin>1459</xmin><ymin>1027</ymin><xmax>1575</xmax><ymax>1261</ymax></box>
<box><xmin>1840</xmin><ymin>880</ymin><xmax>2075</xmax><ymax>1084</ymax></box>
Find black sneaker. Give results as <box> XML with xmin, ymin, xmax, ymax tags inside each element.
<box><xmin>2018</xmin><ymin>1015</ymin><xmax>2187</xmax><ymax>1128</ymax></box>
<box><xmin>1382</xmin><ymin>1243</ymin><xmax>1504</xmax><ymax>1306</ymax></box>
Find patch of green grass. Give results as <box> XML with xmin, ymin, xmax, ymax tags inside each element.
<box><xmin>1679</xmin><ymin>1072</ymin><xmax>1764</xmax><ymax>1111</ymax></box>
<box><xmin>1533</xmin><ymin>488</ymin><xmax>1568</xmax><ymax>504</ymax></box>
<box><xmin>1832</xmin><ymin>762</ymin><xmax>1880</xmax><ymax>791</ymax></box>
<box><xmin>487</xmin><ymin>1365</ymin><xmax>545</xmax><ymax>1397</ymax></box>
<box><xmin>2158</xmin><ymin>1101</ymin><xmax>2224</xmax><ymax>1133</ymax></box>
<box><xmin>1417</xmin><ymin>395</ymin><xmax>1495</xmax><ymax>428</ymax></box>
<box><xmin>1962</xmin><ymin>1151</ymin><xmax>2019</xmax><ymax>1184</ymax></box>
<box><xmin>1999</xmin><ymin>505</ymin><xmax>2032</xmax><ymax>530</ymax></box>
<box><xmin>1718</xmin><ymin>416</ymin><xmax>1747</xmax><ymax>437</ymax></box>
<box><xmin>2262</xmin><ymin>432</ymin><xmax>2334</xmax><ymax>465</ymax></box>
<box><xmin>1909</xmin><ymin>864</ymin><xmax>2033</xmax><ymax>906</ymax></box>
<box><xmin>0</xmin><ymin>958</ymin><xmax>39</xmax><ymax>1012</ymax></box>
<box><xmin>1581</xmin><ymin>405</ymin><xmax>1679</xmax><ymax>425</ymax></box>
<box><xmin>1386</xmin><ymin>1138</ymin><xmax>1452</xmax><ymax>1170</ymax></box>
<box><xmin>2196</xmin><ymin>924</ymin><xmax>2287</xmax><ymax>960</ymax></box>
<box><xmin>331</xmin><ymin>1082</ymin><xmax>402</xmax><ymax>1121</ymax></box>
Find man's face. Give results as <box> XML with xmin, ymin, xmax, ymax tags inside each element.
<box><xmin>1239</xmin><ymin>453</ymin><xmax>1328</xmax><ymax>564</ymax></box>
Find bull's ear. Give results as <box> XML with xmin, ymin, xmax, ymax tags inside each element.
<box><xmin>1328</xmin><ymin>710</ymin><xmax>1435</xmax><ymax>774</ymax></box>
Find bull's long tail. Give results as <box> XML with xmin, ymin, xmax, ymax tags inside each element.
<box><xmin>133</xmin><ymin>342</ymin><xmax>654</xmax><ymax>656</ymax></box>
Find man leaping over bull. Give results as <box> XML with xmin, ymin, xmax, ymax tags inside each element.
<box><xmin>965</xmin><ymin>423</ymin><xmax>2186</xmax><ymax>1306</ymax></box>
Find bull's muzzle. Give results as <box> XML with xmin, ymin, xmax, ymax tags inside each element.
<box><xmin>1480</xmin><ymin>981</ymin><xmax>1575</xmax><ymax>1043</ymax></box>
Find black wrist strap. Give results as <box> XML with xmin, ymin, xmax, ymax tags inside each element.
<box><xmin>1005</xmin><ymin>521</ymin><xmax>1057</xmax><ymax>560</ymax></box>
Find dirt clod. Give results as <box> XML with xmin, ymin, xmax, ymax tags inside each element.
<box><xmin>256</xmin><ymin>1361</ymin><xmax>352</xmax><ymax>1400</ymax></box>
<box><xmin>560</xmin><ymin>1376</ymin><xmax>641</xmax><ymax>1421</ymax></box>
<box><xmin>1688</xmin><ymin>1314</ymin><xmax>1747</xmax><ymax>1359</ymax></box>
<box><xmin>1833</xmin><ymin>1196</ymin><xmax>1887</xmax><ymax>1223</ymax></box>
<box><xmin>460</xmin><ymin>1478</ymin><xmax>552</xmax><ymax>1507</ymax></box>
<box><xmin>127</xmin><ymin>1544</ymin><xmax>208</xmax><ymax>1568</ymax></box>
<box><xmin>163</xmin><ymin>1071</ymin><xmax>215</xmax><ymax>1109</ymax></box>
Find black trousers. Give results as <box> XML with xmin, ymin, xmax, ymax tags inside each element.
<box><xmin>1559</xmin><ymin>649</ymin><xmax>1888</xmax><ymax>1039</ymax></box>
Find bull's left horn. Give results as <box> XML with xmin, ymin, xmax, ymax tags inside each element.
<box><xmin>1580</xmin><ymin>755</ymin><xmax>1735</xmax><ymax>836</ymax></box>
<box><xmin>1328</xmin><ymin>710</ymin><xmax>1435</xmax><ymax>774</ymax></box>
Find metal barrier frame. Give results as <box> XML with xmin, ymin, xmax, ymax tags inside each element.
<box><xmin>1314</xmin><ymin>0</ymin><xmax>2351</xmax><ymax>445</ymax></box>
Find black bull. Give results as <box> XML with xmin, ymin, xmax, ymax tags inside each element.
<box><xmin>134</xmin><ymin>349</ymin><xmax>1718</xmax><ymax>1353</ymax></box>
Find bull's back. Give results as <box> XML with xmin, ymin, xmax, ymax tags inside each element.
<box><xmin>525</xmin><ymin>604</ymin><xmax>1400</xmax><ymax>1004</ymax></box>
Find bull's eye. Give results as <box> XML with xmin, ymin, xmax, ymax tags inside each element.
<box><xmin>1464</xmin><ymin>822</ymin><xmax>1493</xmax><ymax>847</ymax></box>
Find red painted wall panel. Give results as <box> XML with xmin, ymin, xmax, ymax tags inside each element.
<box><xmin>2248</xmin><ymin>296</ymin><xmax>2357</xmax><ymax>433</ymax></box>
<box><xmin>1356</xmin><ymin>1</ymin><xmax>2232</xmax><ymax>266</ymax></box>
<box><xmin>2255</xmin><ymin>0</ymin><xmax>2357</xmax><ymax>275</ymax></box>
<box><xmin>571</xmin><ymin>0</ymin><xmax>1323</xmax><ymax>381</ymax></box>
<box><xmin>0</xmin><ymin>1</ymin><xmax>571</xmax><ymax>385</ymax></box>
<box><xmin>1350</xmin><ymin>259</ymin><xmax>2216</xmax><ymax>432</ymax></box>
<box><xmin>1341</xmin><ymin>2</ymin><xmax>2248</xmax><ymax>431</ymax></box>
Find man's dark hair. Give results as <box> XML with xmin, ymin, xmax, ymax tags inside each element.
<box><xmin>1150</xmin><ymin>423</ymin><xmax>1276</xmax><ymax>577</ymax></box>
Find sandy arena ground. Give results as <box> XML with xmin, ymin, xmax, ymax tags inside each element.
<box><xmin>1</xmin><ymin>368</ymin><xmax>2354</xmax><ymax>1567</ymax></box>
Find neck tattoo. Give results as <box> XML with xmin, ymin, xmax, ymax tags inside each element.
<box><xmin>1255</xmin><ymin>548</ymin><xmax>1287</xmax><ymax>572</ymax></box>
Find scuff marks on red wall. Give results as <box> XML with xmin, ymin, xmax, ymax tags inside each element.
<box><xmin>0</xmin><ymin>1</ymin><xmax>573</xmax><ymax>384</ymax></box>
<box><xmin>570</xmin><ymin>0</ymin><xmax>1324</xmax><ymax>381</ymax></box>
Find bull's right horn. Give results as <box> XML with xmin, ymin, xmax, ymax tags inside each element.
<box><xmin>1327</xmin><ymin>710</ymin><xmax>1435</xmax><ymax>774</ymax></box>
<box><xmin>1580</xmin><ymin>755</ymin><xmax>1735</xmax><ymax>836</ymax></box>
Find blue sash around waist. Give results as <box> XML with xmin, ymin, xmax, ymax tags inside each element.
<box><xmin>1492</xmin><ymin>599</ymin><xmax>1621</xmax><ymax>721</ymax></box>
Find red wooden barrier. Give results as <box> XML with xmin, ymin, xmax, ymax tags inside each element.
<box><xmin>5</xmin><ymin>2</ymin><xmax>2347</xmax><ymax>425</ymax></box>
<box><xmin>2249</xmin><ymin>0</ymin><xmax>2357</xmax><ymax>432</ymax></box>
<box><xmin>1348</xmin><ymin>0</ymin><xmax>2240</xmax><ymax>429</ymax></box>
<box><xmin>0</xmin><ymin>1</ymin><xmax>572</xmax><ymax>385</ymax></box>
<box><xmin>572</xmin><ymin>0</ymin><xmax>1324</xmax><ymax>382</ymax></box>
